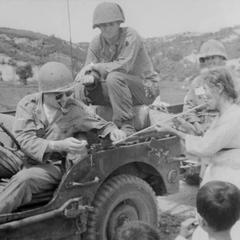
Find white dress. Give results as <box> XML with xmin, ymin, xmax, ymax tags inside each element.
<box><xmin>175</xmin><ymin>220</ymin><xmax>240</xmax><ymax>240</ymax></box>
<box><xmin>185</xmin><ymin>104</ymin><xmax>240</xmax><ymax>188</ymax></box>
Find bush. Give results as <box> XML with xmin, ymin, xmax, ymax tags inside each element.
<box><xmin>16</xmin><ymin>64</ymin><xmax>33</xmax><ymax>85</ymax></box>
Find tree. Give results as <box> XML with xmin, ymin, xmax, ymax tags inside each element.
<box><xmin>16</xmin><ymin>64</ymin><xmax>33</xmax><ymax>85</ymax></box>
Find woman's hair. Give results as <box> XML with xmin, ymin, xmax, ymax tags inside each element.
<box><xmin>197</xmin><ymin>181</ymin><xmax>240</xmax><ymax>232</ymax></box>
<box><xmin>114</xmin><ymin>221</ymin><xmax>161</xmax><ymax>240</ymax></box>
<box><xmin>203</xmin><ymin>66</ymin><xmax>238</xmax><ymax>100</ymax></box>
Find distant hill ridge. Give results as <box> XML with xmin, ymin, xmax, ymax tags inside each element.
<box><xmin>0</xmin><ymin>25</ymin><xmax>240</xmax><ymax>82</ymax></box>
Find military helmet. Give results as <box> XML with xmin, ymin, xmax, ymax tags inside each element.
<box><xmin>38</xmin><ymin>62</ymin><xmax>73</xmax><ymax>93</ymax></box>
<box><xmin>92</xmin><ymin>2</ymin><xmax>125</xmax><ymax>29</ymax></box>
<box><xmin>199</xmin><ymin>39</ymin><xmax>228</xmax><ymax>61</ymax></box>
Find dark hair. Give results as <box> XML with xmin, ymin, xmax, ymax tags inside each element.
<box><xmin>114</xmin><ymin>221</ymin><xmax>161</xmax><ymax>240</ymax></box>
<box><xmin>197</xmin><ymin>181</ymin><xmax>240</xmax><ymax>231</ymax></box>
<box><xmin>203</xmin><ymin>67</ymin><xmax>238</xmax><ymax>100</ymax></box>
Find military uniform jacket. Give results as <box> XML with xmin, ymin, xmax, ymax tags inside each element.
<box><xmin>13</xmin><ymin>93</ymin><xmax>117</xmax><ymax>164</ymax></box>
<box><xmin>86</xmin><ymin>27</ymin><xmax>160</xmax><ymax>98</ymax></box>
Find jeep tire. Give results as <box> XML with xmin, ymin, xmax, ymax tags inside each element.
<box><xmin>85</xmin><ymin>174</ymin><xmax>158</xmax><ymax>240</ymax></box>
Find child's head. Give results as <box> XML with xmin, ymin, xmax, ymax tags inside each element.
<box><xmin>197</xmin><ymin>181</ymin><xmax>240</xmax><ymax>232</ymax></box>
<box><xmin>114</xmin><ymin>220</ymin><xmax>160</xmax><ymax>240</ymax></box>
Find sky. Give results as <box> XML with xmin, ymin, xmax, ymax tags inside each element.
<box><xmin>0</xmin><ymin>0</ymin><xmax>240</xmax><ymax>43</ymax></box>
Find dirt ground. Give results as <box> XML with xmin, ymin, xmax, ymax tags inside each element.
<box><xmin>157</xmin><ymin>181</ymin><xmax>198</xmax><ymax>239</ymax></box>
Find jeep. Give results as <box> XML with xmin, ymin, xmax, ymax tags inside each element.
<box><xmin>0</xmin><ymin>104</ymin><xmax>183</xmax><ymax>240</ymax></box>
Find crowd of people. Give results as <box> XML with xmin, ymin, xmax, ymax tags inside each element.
<box><xmin>0</xmin><ymin>1</ymin><xmax>240</xmax><ymax>240</ymax></box>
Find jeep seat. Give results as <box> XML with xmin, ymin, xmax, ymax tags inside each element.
<box><xmin>0</xmin><ymin>113</ymin><xmax>15</xmax><ymax>148</ymax></box>
<box><xmin>0</xmin><ymin>113</ymin><xmax>55</xmax><ymax>210</ymax></box>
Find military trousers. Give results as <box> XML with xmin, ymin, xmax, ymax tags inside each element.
<box><xmin>0</xmin><ymin>150</ymin><xmax>62</xmax><ymax>213</ymax></box>
<box><xmin>75</xmin><ymin>71</ymin><xmax>154</xmax><ymax>128</ymax></box>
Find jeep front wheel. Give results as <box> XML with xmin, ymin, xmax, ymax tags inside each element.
<box><xmin>86</xmin><ymin>174</ymin><xmax>158</xmax><ymax>240</ymax></box>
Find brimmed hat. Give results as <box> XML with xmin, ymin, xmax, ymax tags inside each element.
<box><xmin>38</xmin><ymin>62</ymin><xmax>74</xmax><ymax>94</ymax></box>
<box><xmin>199</xmin><ymin>39</ymin><xmax>228</xmax><ymax>60</ymax></box>
<box><xmin>92</xmin><ymin>2</ymin><xmax>125</xmax><ymax>29</ymax></box>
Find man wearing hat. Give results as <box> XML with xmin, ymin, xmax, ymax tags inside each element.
<box><xmin>180</xmin><ymin>40</ymin><xmax>228</xmax><ymax>183</ymax></box>
<box><xmin>75</xmin><ymin>2</ymin><xmax>160</xmax><ymax>135</ymax></box>
<box><xmin>0</xmin><ymin>61</ymin><xmax>126</xmax><ymax>213</ymax></box>
<box><xmin>183</xmin><ymin>39</ymin><xmax>228</xmax><ymax>135</ymax></box>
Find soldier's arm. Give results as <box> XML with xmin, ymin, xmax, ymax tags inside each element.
<box><xmin>13</xmin><ymin>96</ymin><xmax>49</xmax><ymax>162</ymax></box>
<box><xmin>185</xmin><ymin>117</ymin><xmax>237</xmax><ymax>157</ymax></box>
<box><xmin>92</xmin><ymin>28</ymin><xmax>142</xmax><ymax>75</ymax></box>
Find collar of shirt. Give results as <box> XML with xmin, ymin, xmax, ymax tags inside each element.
<box><xmin>99</xmin><ymin>27</ymin><xmax>126</xmax><ymax>61</ymax></box>
<box><xmin>35</xmin><ymin>93</ymin><xmax>61</xmax><ymax>126</ymax></box>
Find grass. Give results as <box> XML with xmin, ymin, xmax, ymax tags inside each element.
<box><xmin>0</xmin><ymin>81</ymin><xmax>38</xmax><ymax>111</ymax></box>
<box><xmin>160</xmin><ymin>80</ymin><xmax>186</xmax><ymax>104</ymax></box>
<box><xmin>0</xmin><ymin>80</ymin><xmax>186</xmax><ymax>112</ymax></box>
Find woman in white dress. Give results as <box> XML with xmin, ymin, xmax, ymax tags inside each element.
<box><xmin>156</xmin><ymin>66</ymin><xmax>240</xmax><ymax>188</ymax></box>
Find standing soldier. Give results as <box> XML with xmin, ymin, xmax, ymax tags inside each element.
<box><xmin>183</xmin><ymin>39</ymin><xmax>228</xmax><ymax>135</ymax></box>
<box><xmin>75</xmin><ymin>2</ymin><xmax>160</xmax><ymax>135</ymax></box>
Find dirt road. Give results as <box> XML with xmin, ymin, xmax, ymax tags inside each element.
<box><xmin>157</xmin><ymin>181</ymin><xmax>198</xmax><ymax>239</ymax></box>
<box><xmin>158</xmin><ymin>180</ymin><xmax>198</xmax><ymax>216</ymax></box>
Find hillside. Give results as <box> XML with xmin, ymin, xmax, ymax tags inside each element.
<box><xmin>0</xmin><ymin>26</ymin><xmax>240</xmax><ymax>83</ymax></box>
<box><xmin>0</xmin><ymin>27</ymin><xmax>87</xmax><ymax>80</ymax></box>
<box><xmin>145</xmin><ymin>25</ymin><xmax>240</xmax><ymax>82</ymax></box>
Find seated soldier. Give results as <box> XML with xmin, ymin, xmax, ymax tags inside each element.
<box><xmin>175</xmin><ymin>181</ymin><xmax>240</xmax><ymax>240</ymax></box>
<box><xmin>0</xmin><ymin>61</ymin><xmax>126</xmax><ymax>214</ymax></box>
<box><xmin>74</xmin><ymin>2</ymin><xmax>160</xmax><ymax>135</ymax></box>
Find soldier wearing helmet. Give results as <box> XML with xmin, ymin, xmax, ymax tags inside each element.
<box><xmin>180</xmin><ymin>40</ymin><xmax>229</xmax><ymax>183</ymax></box>
<box><xmin>198</xmin><ymin>39</ymin><xmax>227</xmax><ymax>69</ymax></box>
<box><xmin>183</xmin><ymin>39</ymin><xmax>228</xmax><ymax>135</ymax></box>
<box><xmin>0</xmin><ymin>62</ymin><xmax>125</xmax><ymax>213</ymax></box>
<box><xmin>75</xmin><ymin>2</ymin><xmax>160</xmax><ymax>135</ymax></box>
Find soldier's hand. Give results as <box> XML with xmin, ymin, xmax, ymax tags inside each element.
<box><xmin>67</xmin><ymin>146</ymin><xmax>89</xmax><ymax>165</ymax></box>
<box><xmin>82</xmin><ymin>75</ymin><xmax>95</xmax><ymax>87</ymax></box>
<box><xmin>50</xmin><ymin>138</ymin><xmax>88</xmax><ymax>153</ymax></box>
<box><xmin>92</xmin><ymin>63</ymin><xmax>107</xmax><ymax>79</ymax></box>
<box><xmin>75</xmin><ymin>64</ymin><xmax>94</xmax><ymax>82</ymax></box>
<box><xmin>110</xmin><ymin>129</ymin><xmax>126</xmax><ymax>142</ymax></box>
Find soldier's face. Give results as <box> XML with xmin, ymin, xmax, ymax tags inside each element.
<box><xmin>43</xmin><ymin>93</ymin><xmax>59</xmax><ymax>108</ymax></box>
<box><xmin>44</xmin><ymin>91</ymin><xmax>73</xmax><ymax>109</ymax></box>
<box><xmin>199</xmin><ymin>56</ymin><xmax>226</xmax><ymax>69</ymax></box>
<box><xmin>98</xmin><ymin>22</ymin><xmax>120</xmax><ymax>41</ymax></box>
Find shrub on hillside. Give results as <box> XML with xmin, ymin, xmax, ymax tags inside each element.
<box><xmin>16</xmin><ymin>64</ymin><xmax>33</xmax><ymax>85</ymax></box>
